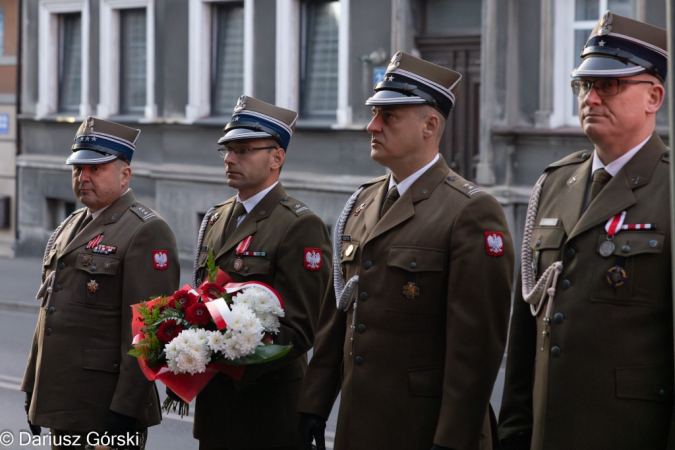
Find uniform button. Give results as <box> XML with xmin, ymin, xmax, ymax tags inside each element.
<box><xmin>410</xmin><ymin>261</ymin><xmax>417</xmax><ymax>269</ymax></box>
<box><xmin>46</xmin><ymin>328</ymin><xmax>52</xmax><ymax>336</ymax></box>
<box><xmin>58</xmin><ymin>262</ymin><xmax>65</xmax><ymax>270</ymax></box>
<box><xmin>244</xmin><ymin>267</ymin><xmax>249</xmax><ymax>273</ymax></box>
<box><xmin>535</xmin><ymin>239</ymin><xmax>541</xmax><ymax>247</ymax></box>
<box><xmin>357</xmin><ymin>324</ymin><xmax>366</xmax><ymax>333</ymax></box>
<box><xmin>359</xmin><ymin>292</ymin><xmax>368</xmax><ymax>301</ymax></box>
<box><xmin>113</xmin><ymin>363</ymin><xmax>119</xmax><ymax>371</ymax></box>
<box><xmin>53</xmin><ymin>285</ymin><xmax>61</xmax><ymax>292</ymax></box>
<box><xmin>621</xmin><ymin>245</ymin><xmax>631</xmax><ymax>253</ymax></box>
<box><xmin>581</xmin><ymin>152</ymin><xmax>590</xmax><ymax>159</ymax></box>
<box><xmin>659</xmin><ymin>388</ymin><xmax>666</xmax><ymax>397</ymax></box>
<box><xmin>48</xmin><ymin>307</ymin><xmax>55</xmax><ymax>314</ymax></box>
<box><xmin>364</xmin><ymin>261</ymin><xmax>372</xmax><ymax>269</ymax></box>
<box><xmin>355</xmin><ymin>356</ymin><xmax>364</xmax><ymax>366</ymax></box>
<box><xmin>550</xmin><ymin>346</ymin><xmax>561</xmax><ymax>357</ymax></box>
<box><xmin>561</xmin><ymin>279</ymin><xmax>571</xmax><ymax>290</ymax></box>
<box><xmin>91</xmin><ymin>265</ymin><xmax>97</xmax><ymax>272</ymax></box>
<box><xmin>649</xmin><ymin>240</ymin><xmax>658</xmax><ymax>248</ymax></box>
<box><xmin>565</xmin><ymin>248</ymin><xmax>575</xmax><ymax>258</ymax></box>
<box><xmin>553</xmin><ymin>313</ymin><xmax>564</xmax><ymax>324</ymax></box>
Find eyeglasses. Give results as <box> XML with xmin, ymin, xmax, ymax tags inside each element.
<box><xmin>571</xmin><ymin>79</ymin><xmax>654</xmax><ymax>98</ymax></box>
<box><xmin>218</xmin><ymin>146</ymin><xmax>277</xmax><ymax>158</ymax></box>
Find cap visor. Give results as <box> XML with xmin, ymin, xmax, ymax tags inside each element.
<box><xmin>365</xmin><ymin>89</ymin><xmax>428</xmax><ymax>106</ymax></box>
<box><xmin>66</xmin><ymin>149</ymin><xmax>118</xmax><ymax>165</ymax></box>
<box><xmin>571</xmin><ymin>56</ymin><xmax>646</xmax><ymax>78</ymax></box>
<box><xmin>217</xmin><ymin>128</ymin><xmax>274</xmax><ymax>145</ymax></box>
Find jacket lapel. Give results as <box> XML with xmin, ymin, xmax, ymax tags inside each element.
<box><xmin>208</xmin><ymin>198</ymin><xmax>236</xmax><ymax>259</ymax></box>
<box><xmin>568</xmin><ymin>132</ymin><xmax>664</xmax><ymax>241</ymax></box>
<box><xmin>361</xmin><ymin>178</ymin><xmax>389</xmax><ymax>238</ymax></box>
<box><xmin>215</xmin><ymin>183</ymin><xmax>286</xmax><ymax>261</ymax></box>
<box><xmin>62</xmin><ymin>191</ymin><xmax>137</xmax><ymax>256</ymax></box>
<box><xmin>366</xmin><ymin>156</ymin><xmax>448</xmax><ymax>244</ymax></box>
<box><xmin>555</xmin><ymin>160</ymin><xmax>591</xmax><ymax>237</ymax></box>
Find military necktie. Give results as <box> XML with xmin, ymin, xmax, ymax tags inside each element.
<box><xmin>75</xmin><ymin>213</ymin><xmax>93</xmax><ymax>235</ymax></box>
<box><xmin>589</xmin><ymin>168</ymin><xmax>612</xmax><ymax>204</ymax></box>
<box><xmin>380</xmin><ymin>186</ymin><xmax>400</xmax><ymax>219</ymax></box>
<box><xmin>225</xmin><ymin>202</ymin><xmax>246</xmax><ymax>238</ymax></box>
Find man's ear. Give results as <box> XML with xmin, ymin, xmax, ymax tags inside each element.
<box><xmin>119</xmin><ymin>163</ymin><xmax>132</xmax><ymax>186</ymax></box>
<box><xmin>271</xmin><ymin>148</ymin><xmax>286</xmax><ymax>170</ymax></box>
<box><xmin>646</xmin><ymin>82</ymin><xmax>665</xmax><ymax>114</ymax></box>
<box><xmin>422</xmin><ymin>113</ymin><xmax>440</xmax><ymax>139</ymax></box>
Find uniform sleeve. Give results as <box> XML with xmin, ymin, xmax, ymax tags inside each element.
<box><xmin>435</xmin><ymin>194</ymin><xmax>515</xmax><ymax>448</ymax></box>
<box><xmin>296</xmin><ymin>275</ymin><xmax>348</xmax><ymax>419</ymax></box>
<box><xmin>110</xmin><ymin>218</ymin><xmax>180</xmax><ymax>419</ymax></box>
<box><xmin>239</xmin><ymin>213</ymin><xmax>332</xmax><ymax>381</ymax></box>
<box><xmin>497</xmin><ymin>270</ymin><xmax>536</xmax><ymax>448</ymax></box>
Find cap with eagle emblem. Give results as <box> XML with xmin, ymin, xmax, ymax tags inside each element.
<box><xmin>571</xmin><ymin>11</ymin><xmax>667</xmax><ymax>81</ymax></box>
<box><xmin>366</xmin><ymin>51</ymin><xmax>462</xmax><ymax>118</ymax></box>
<box><xmin>67</xmin><ymin>116</ymin><xmax>141</xmax><ymax>165</ymax></box>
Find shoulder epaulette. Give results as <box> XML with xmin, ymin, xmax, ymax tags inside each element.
<box><xmin>281</xmin><ymin>196</ymin><xmax>313</xmax><ymax>216</ymax></box>
<box><xmin>544</xmin><ymin>150</ymin><xmax>591</xmax><ymax>172</ymax></box>
<box><xmin>361</xmin><ymin>174</ymin><xmax>389</xmax><ymax>188</ymax></box>
<box><xmin>130</xmin><ymin>202</ymin><xmax>157</xmax><ymax>222</ymax></box>
<box><xmin>662</xmin><ymin>150</ymin><xmax>670</xmax><ymax>163</ymax></box>
<box><xmin>444</xmin><ymin>172</ymin><xmax>484</xmax><ymax>198</ymax></box>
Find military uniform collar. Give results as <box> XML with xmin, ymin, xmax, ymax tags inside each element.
<box><xmin>388</xmin><ymin>154</ymin><xmax>439</xmax><ymax>196</ymax></box>
<box><xmin>237</xmin><ymin>181</ymin><xmax>279</xmax><ymax>214</ymax></box>
<box><xmin>591</xmin><ymin>134</ymin><xmax>651</xmax><ymax>177</ymax></box>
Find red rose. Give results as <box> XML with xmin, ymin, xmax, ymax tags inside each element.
<box><xmin>199</xmin><ymin>282</ymin><xmax>226</xmax><ymax>300</ymax></box>
<box><xmin>168</xmin><ymin>287</ymin><xmax>198</xmax><ymax>309</ymax></box>
<box><xmin>186</xmin><ymin>303</ymin><xmax>211</xmax><ymax>326</ymax></box>
<box><xmin>157</xmin><ymin>319</ymin><xmax>182</xmax><ymax>343</ymax></box>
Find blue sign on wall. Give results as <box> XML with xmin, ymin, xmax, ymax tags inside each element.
<box><xmin>373</xmin><ymin>67</ymin><xmax>387</xmax><ymax>88</ymax></box>
<box><xmin>0</xmin><ymin>114</ymin><xmax>9</xmax><ymax>135</ymax></box>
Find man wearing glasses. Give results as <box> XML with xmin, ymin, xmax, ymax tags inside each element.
<box><xmin>190</xmin><ymin>96</ymin><xmax>332</xmax><ymax>449</ymax></box>
<box><xmin>499</xmin><ymin>12</ymin><xmax>672</xmax><ymax>450</ymax></box>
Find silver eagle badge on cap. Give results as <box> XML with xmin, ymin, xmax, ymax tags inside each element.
<box><xmin>599</xmin><ymin>10</ymin><xmax>613</xmax><ymax>35</ymax></box>
<box><xmin>233</xmin><ymin>95</ymin><xmax>247</xmax><ymax>113</ymax></box>
<box><xmin>387</xmin><ymin>52</ymin><xmax>402</xmax><ymax>71</ymax></box>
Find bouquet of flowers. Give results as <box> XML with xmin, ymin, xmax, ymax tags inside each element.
<box><xmin>129</xmin><ymin>253</ymin><xmax>291</xmax><ymax>415</ymax></box>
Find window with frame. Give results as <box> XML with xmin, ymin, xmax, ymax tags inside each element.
<box><xmin>299</xmin><ymin>0</ymin><xmax>340</xmax><ymax>120</ymax></box>
<box><xmin>211</xmin><ymin>2</ymin><xmax>245</xmax><ymax>116</ymax></box>
<box><xmin>58</xmin><ymin>13</ymin><xmax>82</xmax><ymax>113</ymax></box>
<box><xmin>555</xmin><ymin>0</ymin><xmax>637</xmax><ymax>125</ymax></box>
<box><xmin>119</xmin><ymin>8</ymin><xmax>147</xmax><ymax>115</ymax></box>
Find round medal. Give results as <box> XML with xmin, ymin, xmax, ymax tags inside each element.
<box><xmin>233</xmin><ymin>258</ymin><xmax>244</xmax><ymax>272</ymax></box>
<box><xmin>598</xmin><ymin>240</ymin><xmax>615</xmax><ymax>257</ymax></box>
<box><xmin>605</xmin><ymin>265</ymin><xmax>627</xmax><ymax>287</ymax></box>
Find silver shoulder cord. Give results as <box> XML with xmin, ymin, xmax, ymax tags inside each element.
<box><xmin>193</xmin><ymin>206</ymin><xmax>217</xmax><ymax>288</ymax></box>
<box><xmin>521</xmin><ymin>173</ymin><xmax>563</xmax><ymax>320</ymax></box>
<box><xmin>36</xmin><ymin>207</ymin><xmax>86</xmax><ymax>306</ymax></box>
<box><xmin>334</xmin><ymin>187</ymin><xmax>364</xmax><ymax>311</ymax></box>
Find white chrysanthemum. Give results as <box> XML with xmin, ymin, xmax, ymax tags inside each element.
<box><xmin>232</xmin><ymin>291</ymin><xmax>255</xmax><ymax>308</ymax></box>
<box><xmin>233</xmin><ymin>331</ymin><xmax>264</xmax><ymax>355</ymax></box>
<box><xmin>167</xmin><ymin>358</ymin><xmax>180</xmax><ymax>375</ymax></box>
<box><xmin>258</xmin><ymin>312</ymin><xmax>281</xmax><ymax>334</ymax></box>
<box><xmin>174</xmin><ymin>348</ymin><xmax>210</xmax><ymax>375</ymax></box>
<box><xmin>165</xmin><ymin>340</ymin><xmax>179</xmax><ymax>359</ymax></box>
<box><xmin>175</xmin><ymin>331</ymin><xmax>193</xmax><ymax>347</ymax></box>
<box><xmin>207</xmin><ymin>331</ymin><xmax>228</xmax><ymax>353</ymax></box>
<box><xmin>194</xmin><ymin>328</ymin><xmax>209</xmax><ymax>343</ymax></box>
<box><xmin>222</xmin><ymin>336</ymin><xmax>244</xmax><ymax>360</ymax></box>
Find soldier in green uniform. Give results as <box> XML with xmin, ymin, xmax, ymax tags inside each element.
<box><xmin>21</xmin><ymin>117</ymin><xmax>180</xmax><ymax>449</ymax></box>
<box><xmin>191</xmin><ymin>96</ymin><xmax>332</xmax><ymax>450</ymax></box>
<box><xmin>498</xmin><ymin>12</ymin><xmax>673</xmax><ymax>450</ymax></box>
<box><xmin>297</xmin><ymin>52</ymin><xmax>514</xmax><ymax>450</ymax></box>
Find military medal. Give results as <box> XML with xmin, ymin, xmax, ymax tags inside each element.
<box><xmin>233</xmin><ymin>258</ymin><xmax>244</xmax><ymax>272</ymax></box>
<box><xmin>81</xmin><ymin>253</ymin><xmax>93</xmax><ymax>267</ymax></box>
<box><xmin>345</xmin><ymin>244</ymin><xmax>354</xmax><ymax>257</ymax></box>
<box><xmin>209</xmin><ymin>212</ymin><xmax>220</xmax><ymax>225</ymax></box>
<box><xmin>354</xmin><ymin>203</ymin><xmax>366</xmax><ymax>216</ymax></box>
<box><xmin>92</xmin><ymin>244</ymin><xmax>117</xmax><ymax>255</ymax></box>
<box><xmin>233</xmin><ymin>235</ymin><xmax>257</xmax><ymax>272</ymax></box>
<box><xmin>403</xmin><ymin>282</ymin><xmax>419</xmax><ymax>299</ymax></box>
<box><xmin>599</xmin><ymin>211</ymin><xmax>626</xmax><ymax>257</ymax></box>
<box><xmin>87</xmin><ymin>234</ymin><xmax>104</xmax><ymax>249</ymax></box>
<box><xmin>606</xmin><ymin>266</ymin><xmax>627</xmax><ymax>287</ymax></box>
<box><xmin>87</xmin><ymin>280</ymin><xmax>99</xmax><ymax>293</ymax></box>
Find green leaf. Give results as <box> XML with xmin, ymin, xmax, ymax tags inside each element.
<box><xmin>206</xmin><ymin>249</ymin><xmax>218</xmax><ymax>283</ymax></box>
<box><xmin>212</xmin><ymin>343</ymin><xmax>292</xmax><ymax>366</ymax></box>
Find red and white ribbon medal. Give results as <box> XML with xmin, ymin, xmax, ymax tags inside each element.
<box><xmin>233</xmin><ymin>236</ymin><xmax>253</xmax><ymax>272</ymax></box>
<box><xmin>599</xmin><ymin>211</ymin><xmax>626</xmax><ymax>257</ymax></box>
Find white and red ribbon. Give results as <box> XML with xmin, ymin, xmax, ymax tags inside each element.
<box><xmin>604</xmin><ymin>211</ymin><xmax>626</xmax><ymax>236</ymax></box>
<box><xmin>621</xmin><ymin>223</ymin><xmax>656</xmax><ymax>230</ymax></box>
<box><xmin>205</xmin><ymin>298</ymin><xmax>237</xmax><ymax>330</ymax></box>
<box><xmin>236</xmin><ymin>236</ymin><xmax>253</xmax><ymax>255</ymax></box>
<box><xmin>87</xmin><ymin>234</ymin><xmax>104</xmax><ymax>249</ymax></box>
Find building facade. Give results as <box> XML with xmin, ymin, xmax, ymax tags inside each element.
<box><xmin>0</xmin><ymin>0</ymin><xmax>18</xmax><ymax>257</ymax></box>
<box><xmin>16</xmin><ymin>0</ymin><xmax>668</xmax><ymax>263</ymax></box>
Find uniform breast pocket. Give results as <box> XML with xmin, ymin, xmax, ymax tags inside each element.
<box><xmin>386</xmin><ymin>246</ymin><xmax>445</xmax><ymax>313</ymax></box>
<box><xmin>591</xmin><ymin>231</ymin><xmax>666</xmax><ymax>307</ymax></box>
<box><xmin>74</xmin><ymin>253</ymin><xmax>121</xmax><ymax>309</ymax></box>
<box><xmin>228</xmin><ymin>256</ymin><xmax>272</xmax><ymax>280</ymax></box>
<box><xmin>529</xmin><ymin>226</ymin><xmax>566</xmax><ymax>276</ymax></box>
